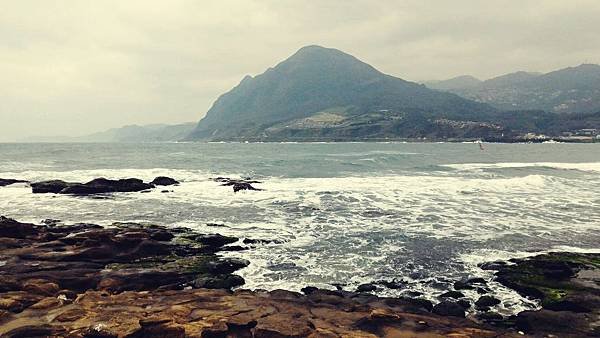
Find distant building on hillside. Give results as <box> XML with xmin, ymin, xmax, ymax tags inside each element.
<box><xmin>575</xmin><ymin>129</ymin><xmax>599</xmax><ymax>136</ymax></box>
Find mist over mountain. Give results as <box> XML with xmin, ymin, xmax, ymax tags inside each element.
<box><xmin>23</xmin><ymin>123</ymin><xmax>195</xmax><ymax>143</ymax></box>
<box><xmin>187</xmin><ymin>46</ymin><xmax>498</xmax><ymax>141</ymax></box>
<box><xmin>428</xmin><ymin>64</ymin><xmax>600</xmax><ymax>113</ymax></box>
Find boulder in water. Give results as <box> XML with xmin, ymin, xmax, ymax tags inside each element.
<box><xmin>151</xmin><ymin>176</ymin><xmax>179</xmax><ymax>186</ymax></box>
<box><xmin>60</xmin><ymin>178</ymin><xmax>154</xmax><ymax>195</ymax></box>
<box><xmin>440</xmin><ymin>291</ymin><xmax>465</xmax><ymax>299</ymax></box>
<box><xmin>212</xmin><ymin>177</ymin><xmax>263</xmax><ymax>193</ymax></box>
<box><xmin>194</xmin><ymin>234</ymin><xmax>238</xmax><ymax>248</ymax></box>
<box><xmin>356</xmin><ymin>283</ymin><xmax>377</xmax><ymax>293</ymax></box>
<box><xmin>233</xmin><ymin>182</ymin><xmax>262</xmax><ymax>193</ymax></box>
<box><xmin>31</xmin><ymin>180</ymin><xmax>75</xmax><ymax>193</ymax></box>
<box><xmin>0</xmin><ymin>178</ymin><xmax>28</xmax><ymax>187</ymax></box>
<box><xmin>475</xmin><ymin>295</ymin><xmax>501</xmax><ymax>308</ymax></box>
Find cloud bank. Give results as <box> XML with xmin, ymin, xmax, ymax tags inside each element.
<box><xmin>1</xmin><ymin>0</ymin><xmax>599</xmax><ymax>140</ymax></box>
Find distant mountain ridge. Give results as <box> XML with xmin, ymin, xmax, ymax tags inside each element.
<box><xmin>427</xmin><ymin>64</ymin><xmax>600</xmax><ymax>113</ymax></box>
<box><xmin>187</xmin><ymin>45</ymin><xmax>497</xmax><ymax>141</ymax></box>
<box><xmin>424</xmin><ymin>75</ymin><xmax>482</xmax><ymax>91</ymax></box>
<box><xmin>23</xmin><ymin>123</ymin><xmax>195</xmax><ymax>143</ymax></box>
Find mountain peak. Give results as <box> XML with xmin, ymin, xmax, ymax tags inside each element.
<box><xmin>293</xmin><ymin>45</ymin><xmax>343</xmax><ymax>56</ymax></box>
<box><xmin>283</xmin><ymin>45</ymin><xmax>363</xmax><ymax>65</ymax></box>
<box><xmin>187</xmin><ymin>46</ymin><xmax>494</xmax><ymax>140</ymax></box>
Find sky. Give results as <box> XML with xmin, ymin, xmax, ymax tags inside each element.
<box><xmin>1</xmin><ymin>0</ymin><xmax>600</xmax><ymax>141</ymax></box>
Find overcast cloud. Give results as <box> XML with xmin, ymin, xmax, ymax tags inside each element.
<box><xmin>1</xmin><ymin>0</ymin><xmax>600</xmax><ymax>141</ymax></box>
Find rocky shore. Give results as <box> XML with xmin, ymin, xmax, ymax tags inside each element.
<box><xmin>0</xmin><ymin>216</ymin><xmax>598</xmax><ymax>337</ymax></box>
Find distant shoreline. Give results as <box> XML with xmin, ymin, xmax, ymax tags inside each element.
<box><xmin>2</xmin><ymin>138</ymin><xmax>598</xmax><ymax>144</ymax></box>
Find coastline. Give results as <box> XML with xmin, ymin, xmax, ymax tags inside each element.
<box><xmin>1</xmin><ymin>216</ymin><xmax>599</xmax><ymax>337</ymax></box>
<box><xmin>3</xmin><ymin>135</ymin><xmax>599</xmax><ymax>145</ymax></box>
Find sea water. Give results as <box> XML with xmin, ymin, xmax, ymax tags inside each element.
<box><xmin>1</xmin><ymin>142</ymin><xmax>599</xmax><ymax>314</ymax></box>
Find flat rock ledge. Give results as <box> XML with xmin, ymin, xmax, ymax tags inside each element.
<box><xmin>29</xmin><ymin>176</ymin><xmax>179</xmax><ymax>195</ymax></box>
<box><xmin>3</xmin><ymin>217</ymin><xmax>598</xmax><ymax>337</ymax></box>
<box><xmin>0</xmin><ymin>216</ymin><xmax>514</xmax><ymax>337</ymax></box>
<box><xmin>483</xmin><ymin>252</ymin><xmax>600</xmax><ymax>337</ymax></box>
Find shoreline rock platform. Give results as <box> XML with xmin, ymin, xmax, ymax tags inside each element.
<box><xmin>1</xmin><ymin>216</ymin><xmax>599</xmax><ymax>337</ymax></box>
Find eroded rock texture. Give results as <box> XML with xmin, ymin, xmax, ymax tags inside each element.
<box><xmin>0</xmin><ymin>216</ymin><xmax>514</xmax><ymax>337</ymax></box>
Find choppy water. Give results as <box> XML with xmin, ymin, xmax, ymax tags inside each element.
<box><xmin>1</xmin><ymin>142</ymin><xmax>599</xmax><ymax>314</ymax></box>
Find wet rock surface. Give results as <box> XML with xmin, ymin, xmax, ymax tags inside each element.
<box><xmin>213</xmin><ymin>177</ymin><xmax>264</xmax><ymax>193</ymax></box>
<box><xmin>0</xmin><ymin>178</ymin><xmax>28</xmax><ymax>187</ymax></box>
<box><xmin>489</xmin><ymin>252</ymin><xmax>600</xmax><ymax>336</ymax></box>
<box><xmin>0</xmin><ymin>216</ymin><xmax>521</xmax><ymax>337</ymax></box>
<box><xmin>150</xmin><ymin>176</ymin><xmax>179</xmax><ymax>186</ymax></box>
<box><xmin>32</xmin><ymin>178</ymin><xmax>155</xmax><ymax>195</ymax></box>
<box><xmin>30</xmin><ymin>177</ymin><xmax>179</xmax><ymax>195</ymax></box>
<box><xmin>2</xmin><ymin>217</ymin><xmax>599</xmax><ymax>337</ymax></box>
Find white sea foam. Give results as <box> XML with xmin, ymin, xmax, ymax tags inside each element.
<box><xmin>443</xmin><ymin>161</ymin><xmax>600</xmax><ymax>173</ymax></box>
<box><xmin>1</xmin><ymin>162</ymin><xmax>599</xmax><ymax>315</ymax></box>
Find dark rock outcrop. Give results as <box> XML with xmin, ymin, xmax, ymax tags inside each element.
<box><xmin>485</xmin><ymin>252</ymin><xmax>600</xmax><ymax>336</ymax></box>
<box><xmin>432</xmin><ymin>301</ymin><xmax>466</xmax><ymax>318</ymax></box>
<box><xmin>150</xmin><ymin>176</ymin><xmax>179</xmax><ymax>186</ymax></box>
<box><xmin>193</xmin><ymin>274</ymin><xmax>245</xmax><ymax>289</ymax></box>
<box><xmin>378</xmin><ymin>279</ymin><xmax>405</xmax><ymax>289</ymax></box>
<box><xmin>194</xmin><ymin>234</ymin><xmax>238</xmax><ymax>248</ymax></box>
<box><xmin>0</xmin><ymin>216</ymin><xmax>246</xmax><ymax>298</ymax></box>
<box><xmin>31</xmin><ymin>178</ymin><xmax>156</xmax><ymax>195</ymax></box>
<box><xmin>440</xmin><ymin>291</ymin><xmax>465</xmax><ymax>299</ymax></box>
<box><xmin>0</xmin><ymin>178</ymin><xmax>28</xmax><ymax>187</ymax></box>
<box><xmin>0</xmin><ymin>217</ymin><xmax>511</xmax><ymax>337</ymax></box>
<box><xmin>60</xmin><ymin>178</ymin><xmax>154</xmax><ymax>194</ymax></box>
<box><xmin>213</xmin><ymin>177</ymin><xmax>263</xmax><ymax>193</ymax></box>
<box><xmin>475</xmin><ymin>296</ymin><xmax>501</xmax><ymax>308</ymax></box>
<box><xmin>31</xmin><ymin>180</ymin><xmax>76</xmax><ymax>193</ymax></box>
<box><xmin>356</xmin><ymin>283</ymin><xmax>377</xmax><ymax>293</ymax></box>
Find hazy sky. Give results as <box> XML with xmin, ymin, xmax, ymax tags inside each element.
<box><xmin>2</xmin><ymin>0</ymin><xmax>600</xmax><ymax>141</ymax></box>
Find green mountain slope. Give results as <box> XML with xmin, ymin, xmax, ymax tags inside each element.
<box><xmin>431</xmin><ymin>64</ymin><xmax>600</xmax><ymax>113</ymax></box>
<box><xmin>187</xmin><ymin>45</ymin><xmax>496</xmax><ymax>141</ymax></box>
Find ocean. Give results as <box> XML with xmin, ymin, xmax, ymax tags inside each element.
<box><xmin>1</xmin><ymin>142</ymin><xmax>599</xmax><ymax>315</ymax></box>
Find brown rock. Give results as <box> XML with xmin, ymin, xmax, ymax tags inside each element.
<box><xmin>29</xmin><ymin>297</ymin><xmax>62</xmax><ymax>310</ymax></box>
<box><xmin>255</xmin><ymin>313</ymin><xmax>313</xmax><ymax>337</ymax></box>
<box><xmin>23</xmin><ymin>279</ymin><xmax>60</xmax><ymax>296</ymax></box>
<box><xmin>0</xmin><ymin>216</ymin><xmax>37</xmax><ymax>239</ymax></box>
<box><xmin>3</xmin><ymin>325</ymin><xmax>58</xmax><ymax>338</ymax></box>
<box><xmin>54</xmin><ymin>308</ymin><xmax>84</xmax><ymax>322</ymax></box>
